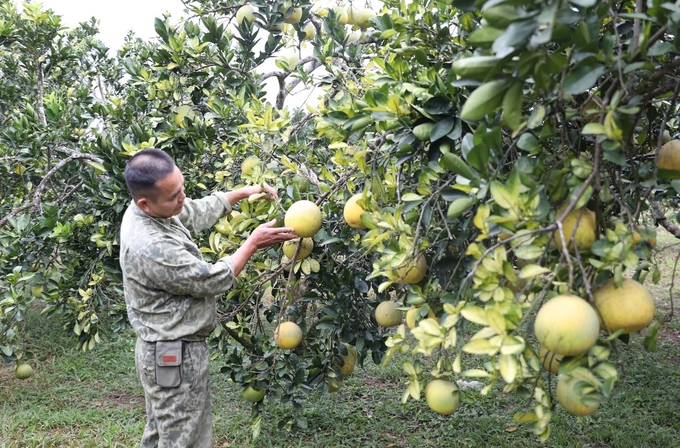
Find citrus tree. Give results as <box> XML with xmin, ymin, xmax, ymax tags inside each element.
<box><xmin>3</xmin><ymin>0</ymin><xmax>680</xmax><ymax>441</ymax></box>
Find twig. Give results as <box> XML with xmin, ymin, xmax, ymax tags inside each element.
<box><xmin>0</xmin><ymin>151</ymin><xmax>103</xmax><ymax>228</ymax></box>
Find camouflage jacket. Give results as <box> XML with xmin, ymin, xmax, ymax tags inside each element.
<box><xmin>119</xmin><ymin>192</ymin><xmax>235</xmax><ymax>342</ymax></box>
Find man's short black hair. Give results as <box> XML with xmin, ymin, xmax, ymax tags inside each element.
<box><xmin>124</xmin><ymin>148</ymin><xmax>176</xmax><ymax>201</ymax></box>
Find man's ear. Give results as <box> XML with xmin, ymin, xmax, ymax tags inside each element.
<box><xmin>136</xmin><ymin>197</ymin><xmax>152</xmax><ymax>214</ymax></box>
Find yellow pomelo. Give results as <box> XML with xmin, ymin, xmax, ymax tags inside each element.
<box><xmin>174</xmin><ymin>105</ymin><xmax>196</xmax><ymax>126</ymax></box>
<box><xmin>632</xmin><ymin>228</ymin><xmax>657</xmax><ymax>247</ymax></box>
<box><xmin>553</xmin><ymin>206</ymin><xmax>597</xmax><ymax>252</ymax></box>
<box><xmin>15</xmin><ymin>363</ymin><xmax>33</xmax><ymax>380</ymax></box>
<box><xmin>355</xmin><ymin>8</ymin><xmax>376</xmax><ymax>29</ymax></box>
<box><xmin>302</xmin><ymin>21</ymin><xmax>316</xmax><ymax>40</ymax></box>
<box><xmin>241</xmin><ymin>155</ymin><xmax>261</xmax><ymax>175</ymax></box>
<box><xmin>389</xmin><ymin>253</ymin><xmax>427</xmax><ymax>284</ymax></box>
<box><xmin>242</xmin><ymin>386</ymin><xmax>265</xmax><ymax>402</ymax></box>
<box><xmin>657</xmin><ymin>139</ymin><xmax>680</xmax><ymax>179</ymax></box>
<box><xmin>282</xmin><ymin>6</ymin><xmax>302</xmax><ymax>24</ymax></box>
<box><xmin>31</xmin><ymin>285</ymin><xmax>44</xmax><ymax>298</ymax></box>
<box><xmin>347</xmin><ymin>30</ymin><xmax>362</xmax><ymax>43</ymax></box>
<box><xmin>593</xmin><ymin>278</ymin><xmax>655</xmax><ymax>334</ymax></box>
<box><xmin>556</xmin><ymin>375</ymin><xmax>600</xmax><ymax>416</ymax></box>
<box><xmin>330</xmin><ymin>6</ymin><xmax>349</xmax><ymax>25</ymax></box>
<box><xmin>285</xmin><ymin>200</ymin><xmax>322</xmax><ymax>237</ymax></box>
<box><xmin>333</xmin><ymin>343</ymin><xmax>356</xmax><ymax>378</ymax></box>
<box><xmin>425</xmin><ymin>379</ymin><xmax>460</xmax><ymax>415</ymax></box>
<box><xmin>279</xmin><ymin>49</ymin><xmax>299</xmax><ymax>67</ymax></box>
<box><xmin>236</xmin><ymin>5</ymin><xmax>256</xmax><ymax>24</ymax></box>
<box><xmin>534</xmin><ymin>294</ymin><xmax>600</xmax><ymax>357</ymax></box>
<box><xmin>374</xmin><ymin>301</ymin><xmax>402</xmax><ymax>327</ymax></box>
<box><xmin>275</xmin><ymin>321</ymin><xmax>303</xmax><ymax>349</ymax></box>
<box><xmin>343</xmin><ymin>193</ymin><xmax>368</xmax><ymax>229</ymax></box>
<box><xmin>268</xmin><ymin>22</ymin><xmax>285</xmax><ymax>33</ymax></box>
<box><xmin>539</xmin><ymin>345</ymin><xmax>563</xmax><ymax>374</ymax></box>
<box><xmin>282</xmin><ymin>237</ymin><xmax>313</xmax><ymax>261</ymax></box>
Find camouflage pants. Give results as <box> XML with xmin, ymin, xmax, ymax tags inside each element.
<box><xmin>135</xmin><ymin>338</ymin><xmax>212</xmax><ymax>448</ymax></box>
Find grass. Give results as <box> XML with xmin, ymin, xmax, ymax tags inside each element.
<box><xmin>3</xmin><ymin>231</ymin><xmax>680</xmax><ymax>447</ymax></box>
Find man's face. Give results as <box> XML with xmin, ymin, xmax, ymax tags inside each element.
<box><xmin>137</xmin><ymin>166</ymin><xmax>186</xmax><ymax>218</ymax></box>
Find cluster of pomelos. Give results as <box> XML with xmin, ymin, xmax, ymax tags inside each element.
<box><xmin>534</xmin><ymin>278</ymin><xmax>655</xmax><ymax>416</ymax></box>
<box><xmin>235</xmin><ymin>2</ymin><xmax>376</xmax><ymax>42</ymax></box>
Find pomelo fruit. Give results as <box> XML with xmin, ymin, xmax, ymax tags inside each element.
<box><xmin>241</xmin><ymin>155</ymin><xmax>261</xmax><ymax>176</ymax></box>
<box><xmin>15</xmin><ymin>363</ymin><xmax>33</xmax><ymax>380</ymax></box>
<box><xmin>242</xmin><ymin>386</ymin><xmax>265</xmax><ymax>402</ymax></box>
<box><xmin>389</xmin><ymin>253</ymin><xmax>427</xmax><ymax>284</ymax></box>
<box><xmin>302</xmin><ymin>21</ymin><xmax>316</xmax><ymax>40</ymax></box>
<box><xmin>333</xmin><ymin>343</ymin><xmax>357</xmax><ymax>378</ymax></box>
<box><xmin>343</xmin><ymin>193</ymin><xmax>368</xmax><ymax>229</ymax></box>
<box><xmin>285</xmin><ymin>200</ymin><xmax>322</xmax><ymax>237</ymax></box>
<box><xmin>425</xmin><ymin>379</ymin><xmax>460</xmax><ymax>415</ymax></box>
<box><xmin>282</xmin><ymin>237</ymin><xmax>313</xmax><ymax>261</ymax></box>
<box><xmin>355</xmin><ymin>8</ymin><xmax>376</xmax><ymax>29</ymax></box>
<box><xmin>275</xmin><ymin>321</ymin><xmax>303</xmax><ymax>349</ymax></box>
<box><xmin>552</xmin><ymin>206</ymin><xmax>597</xmax><ymax>252</ymax></box>
<box><xmin>375</xmin><ymin>301</ymin><xmax>402</xmax><ymax>327</ymax></box>
<box><xmin>556</xmin><ymin>375</ymin><xmax>600</xmax><ymax>416</ymax></box>
<box><xmin>236</xmin><ymin>5</ymin><xmax>256</xmax><ymax>24</ymax></box>
<box><xmin>534</xmin><ymin>294</ymin><xmax>599</xmax><ymax>357</ymax></box>
<box><xmin>657</xmin><ymin>139</ymin><xmax>680</xmax><ymax>179</ymax></box>
<box><xmin>539</xmin><ymin>345</ymin><xmax>563</xmax><ymax>374</ymax></box>
<box><xmin>593</xmin><ymin>278</ymin><xmax>655</xmax><ymax>334</ymax></box>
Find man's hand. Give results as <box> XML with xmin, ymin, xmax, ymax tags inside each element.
<box><xmin>231</xmin><ymin>220</ymin><xmax>296</xmax><ymax>276</ymax></box>
<box><xmin>227</xmin><ymin>182</ymin><xmax>279</xmax><ymax>204</ymax></box>
<box><xmin>249</xmin><ymin>220</ymin><xmax>296</xmax><ymax>249</ymax></box>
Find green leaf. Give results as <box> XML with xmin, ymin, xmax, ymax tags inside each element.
<box><xmin>644</xmin><ymin>321</ymin><xmax>661</xmax><ymax>351</ymax></box>
<box><xmin>570</xmin><ymin>0</ymin><xmax>597</xmax><ymax>7</ymax></box>
<box><xmin>490</xmin><ymin>181</ymin><xmax>515</xmax><ymax>210</ymax></box>
<box><xmin>462</xmin><ymin>369</ymin><xmax>491</xmax><ymax>378</ymax></box>
<box><xmin>582</xmin><ymin>123</ymin><xmax>606</xmax><ymax>134</ymax></box>
<box><xmin>402</xmin><ymin>193</ymin><xmax>423</xmax><ymax>202</ymax></box>
<box><xmin>423</xmin><ymin>96</ymin><xmax>452</xmax><ymax>115</ymax></box>
<box><xmin>513</xmin><ymin>412</ymin><xmax>538</xmax><ymax>423</ymax></box>
<box><xmin>486</xmin><ymin>308</ymin><xmax>506</xmax><ymax>334</ymax></box>
<box><xmin>519</xmin><ymin>264</ymin><xmax>550</xmax><ymax>279</ymax></box>
<box><xmin>514</xmin><ymin>244</ymin><xmax>543</xmax><ymax>260</ymax></box>
<box><xmin>517</xmin><ymin>133</ymin><xmax>539</xmax><ymax>152</ymax></box>
<box><xmin>447</xmin><ymin>197</ymin><xmax>474</xmax><ymax>220</ymax></box>
<box><xmin>467</xmin><ymin>26</ymin><xmax>505</xmax><ymax>47</ymax></box>
<box><xmin>460</xmin><ymin>80</ymin><xmax>510</xmax><ymax>121</ymax></box>
<box><xmin>499</xmin><ymin>353</ymin><xmax>517</xmax><ymax>383</ymax></box>
<box><xmin>441</xmin><ymin>153</ymin><xmax>476</xmax><ymax>180</ymax></box>
<box><xmin>86</xmin><ymin>161</ymin><xmax>107</xmax><ymax>173</ymax></box>
<box><xmin>461</xmin><ymin>305</ymin><xmax>488</xmax><ymax>325</ymax></box>
<box><xmin>563</xmin><ymin>58</ymin><xmax>606</xmax><ymax>95</ymax></box>
<box><xmin>500</xmin><ymin>335</ymin><xmax>526</xmax><ymax>355</ymax></box>
<box><xmin>527</xmin><ymin>105</ymin><xmax>546</xmax><ymax>129</ymax></box>
<box><xmin>502</xmin><ymin>82</ymin><xmax>523</xmax><ymax>131</ymax></box>
<box><xmin>430</xmin><ymin>116</ymin><xmax>455</xmax><ymax>141</ymax></box>
<box><xmin>463</xmin><ymin>338</ymin><xmax>499</xmax><ymax>355</ymax></box>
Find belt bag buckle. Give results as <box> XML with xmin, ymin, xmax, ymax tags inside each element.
<box><xmin>155</xmin><ymin>340</ymin><xmax>182</xmax><ymax>388</ymax></box>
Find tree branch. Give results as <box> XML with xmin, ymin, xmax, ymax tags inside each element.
<box><xmin>35</xmin><ymin>59</ymin><xmax>47</xmax><ymax>126</ymax></box>
<box><xmin>650</xmin><ymin>200</ymin><xmax>680</xmax><ymax>238</ymax></box>
<box><xmin>0</xmin><ymin>149</ymin><xmax>104</xmax><ymax>228</ymax></box>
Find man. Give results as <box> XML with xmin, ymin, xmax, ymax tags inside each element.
<box><xmin>119</xmin><ymin>148</ymin><xmax>296</xmax><ymax>447</ymax></box>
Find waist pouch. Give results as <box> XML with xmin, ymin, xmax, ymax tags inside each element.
<box><xmin>155</xmin><ymin>340</ymin><xmax>182</xmax><ymax>388</ymax></box>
